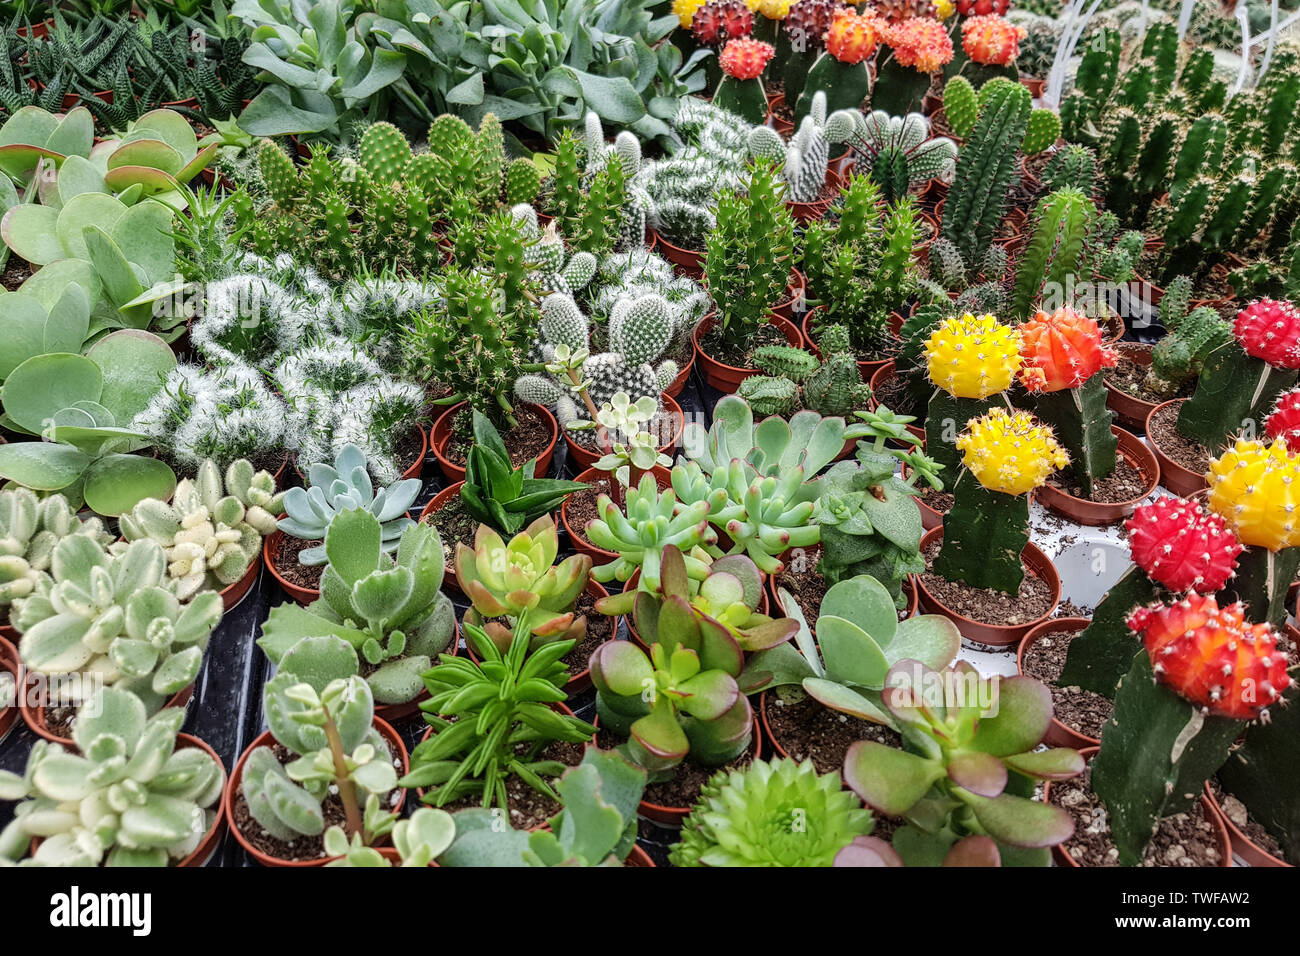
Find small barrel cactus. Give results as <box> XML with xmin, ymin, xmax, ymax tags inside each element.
<box><xmin>0</xmin><ymin>490</ymin><xmax>112</xmax><ymax>609</ymax></box>
<box><xmin>1125</xmin><ymin>496</ymin><xmax>1242</xmax><ymax>594</ymax></box>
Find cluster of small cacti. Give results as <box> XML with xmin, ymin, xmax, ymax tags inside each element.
<box><xmin>737</xmin><ymin>326</ymin><xmax>871</xmax><ymax>417</ymax></box>
<box><xmin>1143</xmin><ymin>280</ymin><xmax>1232</xmax><ymax>400</ymax></box>
<box><xmin>545</xmin><ymin>118</ymin><xmax>644</xmax><ymax>256</ymax></box>
<box><xmin>1127</xmin><ymin>594</ymin><xmax>1291</xmax><ymax>720</ymax></box>
<box><xmin>846</xmin><ymin>110</ymin><xmax>956</xmax><ymax>204</ymax></box>
<box><xmin>956</xmin><ymin>407</ymin><xmax>1069</xmax><ymax>496</ymax></box>
<box><xmin>747</xmin><ymin>92</ymin><xmax>858</xmax><ymax>202</ymax></box>
<box><xmin>1206</xmin><ymin>438</ymin><xmax>1300</xmax><ymax>551</ymax></box>
<box><xmin>923</xmin><ymin>313</ymin><xmax>1023</xmax><ymax>399</ymax></box>
<box><xmin>1125</xmin><ymin>496</ymin><xmax>1242</xmax><ymax>594</ymax></box>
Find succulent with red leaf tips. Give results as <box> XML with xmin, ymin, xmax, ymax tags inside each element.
<box><xmin>825</xmin><ymin>8</ymin><xmax>882</xmax><ymax>63</ymax></box>
<box><xmin>692</xmin><ymin>0</ymin><xmax>755</xmax><ymax>45</ymax></box>
<box><xmin>719</xmin><ymin>37</ymin><xmax>776</xmax><ymax>79</ymax></box>
<box><xmin>1232</xmin><ymin>298</ymin><xmax>1300</xmax><ymax>369</ymax></box>
<box><xmin>961</xmin><ymin>14</ymin><xmax>1025</xmax><ymax>65</ymax></box>
<box><xmin>885</xmin><ymin>16</ymin><xmax>955</xmax><ymax>73</ymax></box>
<box><xmin>955</xmin><ymin>0</ymin><xmax>1010</xmax><ymax>13</ymax></box>
<box><xmin>1127</xmin><ymin>593</ymin><xmax>1292</xmax><ymax>720</ymax></box>
<box><xmin>1264</xmin><ymin>387</ymin><xmax>1300</xmax><ymax>451</ymax></box>
<box><xmin>1016</xmin><ymin>306</ymin><xmax>1118</xmax><ymax>393</ymax></box>
<box><xmin>1125</xmin><ymin>496</ymin><xmax>1243</xmax><ymax>593</ymax></box>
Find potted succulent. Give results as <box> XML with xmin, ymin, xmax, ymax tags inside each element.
<box><xmin>228</xmin><ymin>638</ymin><xmax>407</xmax><ymax>867</ymax></box>
<box><xmin>917</xmin><ymin>407</ymin><xmax>1067</xmax><ymax>644</ymax></box>
<box><xmin>0</xmin><ymin>687</ymin><xmax>226</xmax><ymax>866</ymax></box>
<box><xmin>324</xmin><ymin>805</ymin><xmax>455</xmax><ymax>867</ymax></box>
<box><xmin>714</xmin><ymin>37</ymin><xmax>776</xmax><ymax>124</ymax></box>
<box><xmin>266</xmin><ymin>443</ymin><xmax>422</xmax><ymax>605</ymax></box>
<box><xmin>736</xmin><ymin>325</ymin><xmax>873</xmax><ymax>420</ymax></box>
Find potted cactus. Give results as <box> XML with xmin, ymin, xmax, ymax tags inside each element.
<box><xmin>714</xmin><ymin>37</ymin><xmax>777</xmax><ymax>123</ymax></box>
<box><xmin>843</xmin><ymin>660</ymin><xmax>1084</xmax><ymax>866</ymax></box>
<box><xmin>736</xmin><ymin>325</ymin><xmax>873</xmax><ymax>419</ymax></box>
<box><xmin>847</xmin><ymin>110</ymin><xmax>957</xmax><ymax>205</ymax></box>
<box><xmin>793</xmin><ymin>7</ymin><xmax>876</xmax><ymax>116</ymax></box>
<box><xmin>0</xmin><ymin>687</ymin><xmax>226</xmax><ymax>866</ymax></box>
<box><xmin>918</xmin><ymin>408</ymin><xmax>1067</xmax><ymax>644</ymax></box>
<box><xmin>747</xmin><ymin>91</ymin><xmax>857</xmax><ymax>220</ymax></box>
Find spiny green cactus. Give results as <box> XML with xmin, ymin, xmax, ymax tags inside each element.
<box><xmin>849</xmin><ymin>110</ymin><xmax>957</xmax><ymax>205</ymax></box>
<box><xmin>1042</xmin><ymin>144</ymin><xmax>1097</xmax><ymax>194</ymax></box>
<box><xmin>1010</xmin><ymin>188</ymin><xmax>1093</xmax><ymax>320</ymax></box>
<box><xmin>358</xmin><ymin>122</ymin><xmax>412</xmax><ymax>183</ymax></box>
<box><xmin>1022</xmin><ymin>108</ymin><xmax>1061</xmax><ymax>155</ymax></box>
<box><xmin>942</xmin><ymin>75</ymin><xmax>978</xmax><ymax>140</ymax></box>
<box><xmin>737</xmin><ymin>374</ymin><xmax>803</xmax><ymax>416</ymax></box>
<box><xmin>752</xmin><ymin>344</ymin><xmax>821</xmax><ymax>383</ymax></box>
<box><xmin>505</xmin><ymin>158</ymin><xmax>541</xmax><ymax>205</ymax></box>
<box><xmin>1143</xmin><ymin>306</ymin><xmax>1232</xmax><ymax>401</ymax></box>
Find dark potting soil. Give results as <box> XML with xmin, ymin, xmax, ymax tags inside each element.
<box><xmin>1050</xmin><ymin>765</ymin><xmax>1223</xmax><ymax>867</ymax></box>
<box><xmin>776</xmin><ymin>551</ymin><xmax>914</xmax><ymax>623</ymax></box>
<box><xmin>1055</xmin><ymin>598</ymin><xmax>1091</xmax><ymax>618</ymax></box>
<box><xmin>561</xmin><ymin>588</ymin><xmax>613</xmax><ymax>678</ymax></box>
<box><xmin>871</xmin><ymin>371</ymin><xmax>922</xmax><ymax>419</ymax></box>
<box><xmin>1045</xmin><ymin>455</ymin><xmax>1149</xmax><ymax>504</ymax></box>
<box><xmin>1103</xmin><ymin>344</ymin><xmax>1193</xmax><ymax>404</ymax></box>
<box><xmin>916</xmin><ymin>484</ymin><xmax>953</xmax><ymax>515</ymax></box>
<box><xmin>443</xmin><ymin>405</ymin><xmax>551</xmax><ymax>469</ymax></box>
<box><xmin>919</xmin><ymin>541</ymin><xmax>1053</xmax><ymax>626</ymax></box>
<box><xmin>42</xmin><ymin>705</ymin><xmax>77</xmax><ymax>741</ymax></box>
<box><xmin>436</xmin><ymin>738</ymin><xmax>587</xmax><ymax>831</ymax></box>
<box><xmin>420</xmin><ymin>494</ymin><xmax>478</xmax><ymax>573</ymax></box>
<box><xmin>699</xmin><ymin>319</ymin><xmax>790</xmax><ymax>371</ymax></box>
<box><xmin>1</xmin><ymin>257</ymin><xmax>32</xmax><ymax>291</ymax></box>
<box><xmin>596</xmin><ymin>727</ymin><xmax>757</xmax><ymax>811</ymax></box>
<box><xmin>232</xmin><ymin>742</ymin><xmax>405</xmax><ymax>862</ymax></box>
<box><xmin>271</xmin><ymin>534</ymin><xmax>324</xmax><ymax>592</ymax></box>
<box><xmin>1020</xmin><ymin>628</ymin><xmax>1112</xmax><ymax>740</ymax></box>
<box><xmin>390</xmin><ymin>426</ymin><xmax>426</xmax><ymax>477</ymax></box>
<box><xmin>1207</xmin><ymin>778</ymin><xmax>1286</xmax><ymax>860</ymax></box>
<box><xmin>1147</xmin><ymin>400</ymin><xmax>1210</xmax><ymax>475</ymax></box>
<box><xmin>764</xmin><ymin>691</ymin><xmax>902</xmax><ymax>777</ymax></box>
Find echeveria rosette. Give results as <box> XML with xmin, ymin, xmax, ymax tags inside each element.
<box><xmin>455</xmin><ymin>517</ymin><xmax>592</xmax><ymax>653</ymax></box>
<box><xmin>670</xmin><ymin>757</ymin><xmax>873</xmax><ymax>866</ymax></box>
<box><xmin>842</xmin><ymin>660</ymin><xmax>1083</xmax><ymax>866</ymax></box>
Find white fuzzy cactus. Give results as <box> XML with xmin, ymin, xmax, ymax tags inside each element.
<box><xmin>748</xmin><ymin>91</ymin><xmax>858</xmax><ymax>203</ymax></box>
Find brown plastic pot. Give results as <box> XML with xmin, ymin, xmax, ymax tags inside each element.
<box><xmin>219</xmin><ymin>552</ymin><xmax>263</xmax><ymax>611</ymax></box>
<box><xmin>770</xmin><ymin>269</ymin><xmax>807</xmax><ymax>322</ymax></box>
<box><xmin>464</xmin><ymin>580</ymin><xmax>609</xmax><ymax>696</ymax></box>
<box><xmin>374</xmin><ymin>615</ymin><xmax>459</xmax><ymax>724</ymax></box>
<box><xmin>624</xmin><ymin>844</ymin><xmax>656</xmax><ymax>866</ymax></box>
<box><xmin>636</xmin><ymin>718</ymin><xmax>761</xmax><ymax>825</ymax></box>
<box><xmin>263</xmin><ymin>529</ymin><xmax>320</xmax><ymax>606</ymax></box>
<box><xmin>431</xmin><ymin>403</ymin><xmax>556</xmax><ymax>484</ymax></box>
<box><xmin>662</xmin><ymin>353</ymin><xmax>695</xmax><ymax>398</ymax></box>
<box><xmin>416</xmin><ymin>480</ymin><xmax>470</xmax><ymax>597</ymax></box>
<box><xmin>693</xmin><ymin>312</ymin><xmax>802</xmax><ymax>393</ymax></box>
<box><xmin>227</xmin><ymin>716</ymin><xmax>409</xmax><ymax>867</ymax></box>
<box><xmin>564</xmin><ymin>394</ymin><xmax>684</xmax><ymax>470</ymax></box>
<box><xmin>1145</xmin><ymin>399</ymin><xmax>1208</xmax><ymax>498</ymax></box>
<box><xmin>915</xmin><ymin>526</ymin><xmax>1060</xmax><ymax>646</ymax></box>
<box><xmin>651</xmin><ymin>230</ymin><xmax>704</xmax><ymax>278</ymax></box>
<box><xmin>802</xmin><ymin>306</ymin><xmax>906</xmax><ymax>383</ymax></box>
<box><xmin>1015</xmin><ymin>617</ymin><xmax>1100</xmax><ymax>749</ymax></box>
<box><xmin>1020</xmin><ymin>76</ymin><xmax>1046</xmax><ymax>97</ymax></box>
<box><xmin>0</xmin><ymin>636</ymin><xmax>18</xmax><ymax>742</ymax></box>
<box><xmin>21</xmin><ymin>682</ymin><xmax>194</xmax><ymax>749</ymax></box>
<box><xmin>1045</xmin><ymin>748</ymin><xmax>1231</xmax><ymax>868</ymax></box>
<box><xmin>1208</xmin><ymin>782</ymin><xmax>1294</xmax><ymax>867</ymax></box>
<box><xmin>16</xmin><ymin>19</ymin><xmax>53</xmax><ymax>38</ymax></box>
<box><xmin>1104</xmin><ymin>342</ymin><xmax>1158</xmax><ymax>431</ymax></box>
<box><xmin>560</xmin><ymin>466</ymin><xmax>674</xmax><ymax>564</ymax></box>
<box><xmin>765</xmin><ymin>92</ymin><xmax>794</xmax><ymax>136</ymax></box>
<box><xmin>1033</xmin><ymin>426</ymin><xmax>1159</xmax><ymax>526</ymax></box>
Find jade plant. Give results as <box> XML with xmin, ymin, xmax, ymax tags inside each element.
<box><xmin>1090</xmin><ymin>594</ymin><xmax>1293</xmax><ymax>865</ymax></box>
<box><xmin>258</xmin><ymin>509</ymin><xmax>457</xmax><ymax>706</ymax></box>
<box><xmin>277</xmin><ymin>443</ymin><xmax>421</xmax><ymax>567</ymax></box>
<box><xmin>15</xmin><ymin>537</ymin><xmax>223</xmax><ymax>715</ymax></box>
<box><xmin>325</xmin><ymin>804</ymin><xmax>456</xmax><ymax>868</ymax></box>
<box><xmin>462</xmin><ymin>409</ymin><xmax>588</xmax><ymax>536</ymax></box>
<box><xmin>843</xmin><ymin>660</ymin><xmax>1085</xmax><ymax>866</ymax></box>
<box><xmin>1015</xmin><ymin>307</ymin><xmax>1119</xmax><ymax>499</ymax></box>
<box><xmin>0</xmin><ymin>329</ymin><xmax>178</xmax><ymax>516</ymax></box>
<box><xmin>438</xmin><ymin>748</ymin><xmax>647</xmax><ymax>867</ymax></box>
<box><xmin>118</xmin><ymin>458</ymin><xmax>284</xmax><ymax>600</ymax></box>
<box><xmin>932</xmin><ymin>408</ymin><xmax>1068</xmax><ymax>594</ymax></box>
<box><xmin>455</xmin><ymin>517</ymin><xmax>592</xmax><ymax>655</ymax></box>
<box><xmin>670</xmin><ymin>757</ymin><xmax>874</xmax><ymax>867</ymax></box>
<box><xmin>242</xmin><ymin>636</ymin><xmax>400</xmax><ymax>844</ymax></box>
<box><xmin>0</xmin><ymin>687</ymin><xmax>225</xmax><ymax>866</ymax></box>
<box><xmin>400</xmin><ymin>617</ymin><xmax>596</xmax><ymax>810</ymax></box>
<box><xmin>742</xmin><ymin>574</ymin><xmax>961</xmax><ymax>721</ymax></box>
<box><xmin>0</xmin><ymin>488</ymin><xmax>112</xmax><ymax>615</ymax></box>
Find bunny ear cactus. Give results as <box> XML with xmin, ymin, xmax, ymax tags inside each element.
<box><xmin>742</xmin><ymin>574</ymin><xmax>961</xmax><ymax>721</ymax></box>
<box><xmin>0</xmin><ymin>687</ymin><xmax>224</xmax><ymax>866</ymax></box>
<box><xmin>15</xmin><ymin>536</ymin><xmax>223</xmax><ymax>715</ymax></box>
<box><xmin>843</xmin><ymin>660</ymin><xmax>1084</xmax><ymax>867</ymax></box>
<box><xmin>671</xmin><ymin>757</ymin><xmax>874</xmax><ymax>867</ymax></box>
<box><xmin>258</xmin><ymin>510</ymin><xmax>457</xmax><ymax>706</ymax></box>
<box><xmin>1090</xmin><ymin>594</ymin><xmax>1289</xmax><ymax>865</ymax></box>
<box><xmin>455</xmin><ymin>517</ymin><xmax>593</xmax><ymax>655</ymax></box>
<box><xmin>933</xmin><ymin>409</ymin><xmax>1068</xmax><ymax>593</ymax></box>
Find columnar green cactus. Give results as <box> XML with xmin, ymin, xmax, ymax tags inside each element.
<box><xmin>941</xmin><ymin>75</ymin><xmax>978</xmax><ymax>140</ymax></box>
<box><xmin>1022</xmin><ymin>108</ymin><xmax>1061</xmax><ymax>155</ymax></box>
<box><xmin>260</xmin><ymin>139</ymin><xmax>299</xmax><ymax>208</ymax></box>
<box><xmin>0</xmin><ymin>490</ymin><xmax>111</xmax><ymax>611</ymax></box>
<box><xmin>1010</xmin><ymin>188</ymin><xmax>1092</xmax><ymax>320</ymax></box>
<box><xmin>1043</xmin><ymin>144</ymin><xmax>1098</xmax><ymax>194</ymax></box>
<box><xmin>748</xmin><ymin>92</ymin><xmax>858</xmax><ymax>203</ymax></box>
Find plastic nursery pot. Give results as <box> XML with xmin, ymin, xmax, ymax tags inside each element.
<box><xmin>0</xmin><ymin>636</ymin><xmax>18</xmax><ymax>743</ymax></box>
<box><xmin>770</xmin><ymin>269</ymin><xmax>807</xmax><ymax>322</ymax></box>
<box><xmin>1100</xmin><ymin>311</ymin><xmax>1126</xmax><ymax>346</ymax></box>
<box><xmin>401</xmin><ymin>423</ymin><xmax>429</xmax><ymax>480</ymax></box>
<box><xmin>1104</xmin><ymin>342</ymin><xmax>1158</xmax><ymax>431</ymax></box>
<box><xmin>915</xmin><ymin>526</ymin><xmax>1060</xmax><ymax>646</ymax></box>
<box><xmin>219</xmin><ymin>551</ymin><xmax>263</xmax><ymax>612</ymax></box>
<box><xmin>1020</xmin><ymin>76</ymin><xmax>1046</xmax><ymax>97</ymax></box>
<box><xmin>559</xmin><ymin>466</ymin><xmax>674</xmax><ymax>564</ymax></box>
<box><xmin>263</xmin><ymin>529</ymin><xmax>321</xmax><ymax>606</ymax></box>
<box><xmin>21</xmin><ymin>682</ymin><xmax>195</xmax><ymax>750</ymax></box>
<box><xmin>650</xmin><ymin>229</ymin><xmax>704</xmax><ymax>279</ymax></box>
<box><xmin>374</xmin><ymin>615</ymin><xmax>460</xmax><ymax>725</ymax></box>
<box><xmin>1044</xmin><ymin>748</ymin><xmax>1231</xmax><ymax>869</ymax></box>
<box><xmin>1033</xmin><ymin>426</ymin><xmax>1159</xmax><ymax>526</ymax></box>
<box><xmin>787</xmin><ymin>168</ymin><xmax>843</xmax><ymax>224</ymax></box>
<box><xmin>1145</xmin><ymin>399</ymin><xmax>1208</xmax><ymax>499</ymax></box>
<box><xmin>624</xmin><ymin>845</ymin><xmax>656</xmax><ymax>867</ymax></box>
<box><xmin>1209</xmin><ymin>776</ymin><xmax>1295</xmax><ymax>868</ymax></box>
<box><xmin>765</xmin><ymin>92</ymin><xmax>794</xmax><ymax>136</ymax></box>
<box><xmin>692</xmin><ymin>312</ymin><xmax>803</xmax><ymax>394</ymax></box>
<box><xmin>622</xmin><ymin>567</ymin><xmax>771</xmax><ymax>653</ymax></box>
<box><xmin>227</xmin><ymin>716</ymin><xmax>410</xmax><ymax>867</ymax></box>
<box><xmin>867</xmin><ymin>361</ymin><xmax>927</xmax><ymax>445</ymax></box>
<box><xmin>1015</xmin><ymin>617</ymin><xmax>1100</xmax><ymax>750</ymax></box>
<box><xmin>564</xmin><ymin>394</ymin><xmax>685</xmax><ymax>471</ymax></box>
<box><xmin>417</xmin><ymin>480</ymin><xmax>469</xmax><ymax>597</ymax></box>
<box><xmin>431</xmin><ymin>402</ymin><xmax>557</xmax><ymax>484</ymax></box>
<box><xmin>801</xmin><ymin>306</ymin><xmax>905</xmax><ymax>383</ymax></box>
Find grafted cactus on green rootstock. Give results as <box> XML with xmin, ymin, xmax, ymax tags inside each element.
<box><xmin>0</xmin><ymin>688</ymin><xmax>224</xmax><ymax>866</ymax></box>
<box><xmin>843</xmin><ymin>661</ymin><xmax>1084</xmax><ymax>866</ymax></box>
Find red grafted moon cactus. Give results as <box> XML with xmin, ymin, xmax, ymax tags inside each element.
<box><xmin>1127</xmin><ymin>593</ymin><xmax>1292</xmax><ymax>719</ymax></box>
<box><xmin>1264</xmin><ymin>386</ymin><xmax>1300</xmax><ymax>451</ymax></box>
<box><xmin>1016</xmin><ymin>306</ymin><xmax>1118</xmax><ymax>393</ymax></box>
<box><xmin>719</xmin><ymin>37</ymin><xmax>776</xmax><ymax>78</ymax></box>
<box><xmin>1232</xmin><ymin>298</ymin><xmax>1300</xmax><ymax>368</ymax></box>
<box><xmin>1124</xmin><ymin>496</ymin><xmax>1242</xmax><ymax>593</ymax></box>
<box><xmin>960</xmin><ymin>14</ymin><xmax>1026</xmax><ymax>66</ymax></box>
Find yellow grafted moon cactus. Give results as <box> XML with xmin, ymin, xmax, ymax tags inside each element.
<box><xmin>923</xmin><ymin>313</ymin><xmax>1023</xmax><ymax>399</ymax></box>
<box><xmin>956</xmin><ymin>407</ymin><xmax>1069</xmax><ymax>496</ymax></box>
<box><xmin>1206</xmin><ymin>438</ymin><xmax>1300</xmax><ymax>550</ymax></box>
